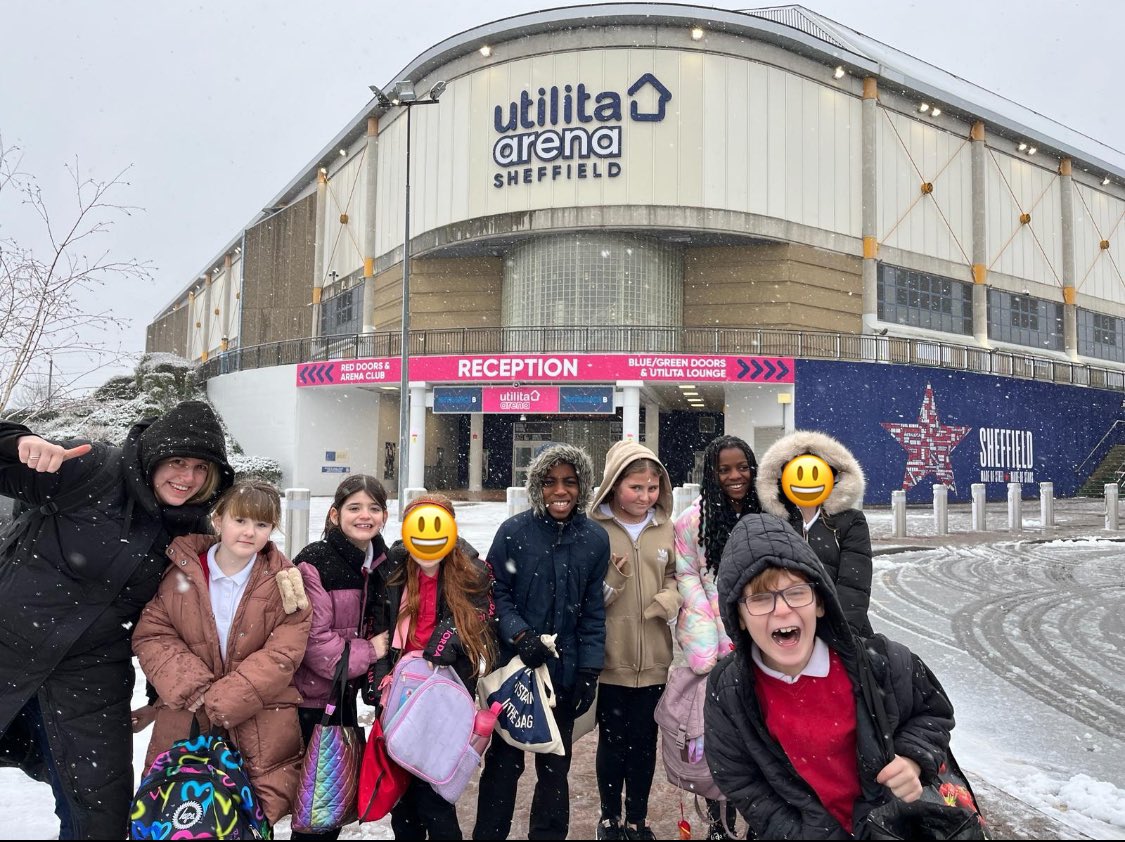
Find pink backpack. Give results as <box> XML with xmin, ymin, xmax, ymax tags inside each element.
<box><xmin>654</xmin><ymin>666</ymin><xmax>724</xmax><ymax>801</ymax></box>
<box><xmin>381</xmin><ymin>652</ymin><xmax>481</xmax><ymax>803</ymax></box>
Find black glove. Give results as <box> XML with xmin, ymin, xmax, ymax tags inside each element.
<box><xmin>514</xmin><ymin>629</ymin><xmax>550</xmax><ymax>669</ymax></box>
<box><xmin>423</xmin><ymin>616</ymin><xmax>461</xmax><ymax>666</ymax></box>
<box><xmin>573</xmin><ymin>670</ymin><xmax>599</xmax><ymax>716</ymax></box>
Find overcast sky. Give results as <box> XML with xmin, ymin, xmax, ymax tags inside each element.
<box><xmin>2</xmin><ymin>0</ymin><xmax>1122</xmax><ymax>394</ymax></box>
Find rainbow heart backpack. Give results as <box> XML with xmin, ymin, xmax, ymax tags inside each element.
<box><xmin>129</xmin><ymin>725</ymin><xmax>272</xmax><ymax>840</ymax></box>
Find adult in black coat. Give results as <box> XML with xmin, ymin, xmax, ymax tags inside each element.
<box><xmin>0</xmin><ymin>401</ymin><xmax>234</xmax><ymax>839</ymax></box>
<box><xmin>704</xmin><ymin>513</ymin><xmax>955</xmax><ymax>839</ymax></box>
<box><xmin>756</xmin><ymin>430</ymin><xmax>875</xmax><ymax>636</ymax></box>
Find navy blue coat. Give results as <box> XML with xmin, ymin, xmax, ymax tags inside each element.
<box><xmin>487</xmin><ymin>509</ymin><xmax>610</xmax><ymax>692</ymax></box>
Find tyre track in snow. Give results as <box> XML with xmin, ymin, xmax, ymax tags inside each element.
<box><xmin>875</xmin><ymin>540</ymin><xmax>1125</xmax><ymax>739</ymax></box>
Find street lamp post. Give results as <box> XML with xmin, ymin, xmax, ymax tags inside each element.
<box><xmin>369</xmin><ymin>79</ymin><xmax>445</xmax><ymax>505</ymax></box>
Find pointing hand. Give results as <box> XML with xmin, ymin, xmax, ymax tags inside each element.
<box><xmin>17</xmin><ymin>436</ymin><xmax>92</xmax><ymax>473</ymax></box>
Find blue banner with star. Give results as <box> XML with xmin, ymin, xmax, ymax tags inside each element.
<box><xmin>793</xmin><ymin>360</ymin><xmax>1125</xmax><ymax>503</ymax></box>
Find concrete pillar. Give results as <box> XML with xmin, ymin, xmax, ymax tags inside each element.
<box><xmin>971</xmin><ymin>483</ymin><xmax>987</xmax><ymax>531</ymax></box>
<box><xmin>619</xmin><ymin>381</ymin><xmax>642</xmax><ymax>442</ymax></box>
<box><xmin>468</xmin><ymin>413</ymin><xmax>484</xmax><ymax>492</ymax></box>
<box><xmin>1059</xmin><ymin>158</ymin><xmax>1079</xmax><ymax>359</ymax></box>
<box><xmin>188</xmin><ymin>289</ymin><xmax>197</xmax><ymax>360</ymax></box>
<box><xmin>932</xmin><ymin>484</ymin><xmax>949</xmax><ymax>536</ymax></box>
<box><xmin>1007</xmin><ymin>483</ymin><xmax>1022</xmax><ymax>532</ymax></box>
<box><xmin>1106</xmin><ymin>484</ymin><xmax>1120</xmax><ymax>531</ymax></box>
<box><xmin>408</xmin><ymin>383</ymin><xmax>427</xmax><ymax>490</ymax></box>
<box><xmin>673</xmin><ymin>484</ymin><xmax>701</xmax><ymax>520</ymax></box>
<box><xmin>220</xmin><ymin>254</ymin><xmax>233</xmax><ymax>352</ymax></box>
<box><xmin>721</xmin><ymin>387</ymin><xmax>757</xmax><ymax>450</ymax></box>
<box><xmin>364</xmin><ymin>116</ymin><xmax>379</xmax><ymax>284</ymax></box>
<box><xmin>507</xmin><ymin>486</ymin><xmax>530</xmax><ymax>518</ymax></box>
<box><xmin>284</xmin><ymin>488</ymin><xmax>310</xmax><ymax>557</ymax></box>
<box><xmin>861</xmin><ymin>77</ymin><xmax>880</xmax><ymax>334</ymax></box>
<box><xmin>200</xmin><ymin>273</ymin><xmax>212</xmax><ymax>363</ymax></box>
<box><xmin>312</xmin><ymin>168</ymin><xmax>328</xmax><ymax>338</ymax></box>
<box><xmin>970</xmin><ymin>121</ymin><xmax>990</xmax><ymax>346</ymax></box>
<box><xmin>891</xmin><ymin>490</ymin><xmax>906</xmax><ymax>538</ymax></box>
<box><xmin>645</xmin><ymin>401</ymin><xmax>660</xmax><ymax>455</ymax></box>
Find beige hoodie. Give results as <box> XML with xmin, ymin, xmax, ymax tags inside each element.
<box><xmin>590</xmin><ymin>440</ymin><xmax>683</xmax><ymax>687</ymax></box>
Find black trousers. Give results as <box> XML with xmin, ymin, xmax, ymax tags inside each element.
<box><xmin>595</xmin><ymin>682</ymin><xmax>664</xmax><ymax>825</ymax></box>
<box><xmin>391</xmin><ymin>776</ymin><xmax>463</xmax><ymax>839</ymax></box>
<box><xmin>471</xmin><ymin>694</ymin><xmax>577</xmax><ymax>840</ymax></box>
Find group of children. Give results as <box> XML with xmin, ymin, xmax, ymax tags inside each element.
<box><xmin>126</xmin><ymin>432</ymin><xmax>958</xmax><ymax>841</ymax></box>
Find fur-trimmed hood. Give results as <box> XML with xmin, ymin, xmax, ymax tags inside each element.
<box><xmin>756</xmin><ymin>430</ymin><xmax>865</xmax><ymax>517</ymax></box>
<box><xmin>525</xmin><ymin>442</ymin><xmax>596</xmax><ymax>518</ymax></box>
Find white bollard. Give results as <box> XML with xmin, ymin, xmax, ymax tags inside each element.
<box><xmin>971</xmin><ymin>483</ymin><xmax>987</xmax><ymax>532</ymax></box>
<box><xmin>507</xmin><ymin>486</ymin><xmax>530</xmax><ymax>518</ymax></box>
<box><xmin>284</xmin><ymin>488</ymin><xmax>310</xmax><ymax>556</ymax></box>
<box><xmin>402</xmin><ymin>487</ymin><xmax>428</xmax><ymax>512</ymax></box>
<box><xmin>1007</xmin><ymin>483</ymin><xmax>1022</xmax><ymax>533</ymax></box>
<box><xmin>932</xmin><ymin>484</ymin><xmax>949</xmax><ymax>536</ymax></box>
<box><xmin>673</xmin><ymin>484</ymin><xmax>701</xmax><ymax>520</ymax></box>
<box><xmin>891</xmin><ymin>490</ymin><xmax>907</xmax><ymax>539</ymax></box>
<box><xmin>1039</xmin><ymin>482</ymin><xmax>1054</xmax><ymax>529</ymax></box>
<box><xmin>1106</xmin><ymin>484</ymin><xmax>1120</xmax><ymax>531</ymax></box>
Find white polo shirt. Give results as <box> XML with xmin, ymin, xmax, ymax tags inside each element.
<box><xmin>206</xmin><ymin>545</ymin><xmax>257</xmax><ymax>660</ymax></box>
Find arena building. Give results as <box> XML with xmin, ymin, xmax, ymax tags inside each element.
<box><xmin>145</xmin><ymin>3</ymin><xmax>1125</xmax><ymax>501</ymax></box>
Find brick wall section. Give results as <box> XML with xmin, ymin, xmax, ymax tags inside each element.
<box><xmin>684</xmin><ymin>243</ymin><xmax>862</xmax><ymax>332</ymax></box>
<box><xmin>369</xmin><ymin>255</ymin><xmax>503</xmax><ymax>332</ymax></box>
<box><xmin>145</xmin><ymin>302</ymin><xmax>190</xmax><ymax>356</ymax></box>
<box><xmin>241</xmin><ymin>195</ymin><xmax>316</xmax><ymax>346</ymax></box>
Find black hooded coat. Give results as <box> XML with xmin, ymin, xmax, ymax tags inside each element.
<box><xmin>703</xmin><ymin>514</ymin><xmax>955</xmax><ymax>840</ymax></box>
<box><xmin>0</xmin><ymin>402</ymin><xmax>233</xmax><ymax>838</ymax></box>
<box><xmin>487</xmin><ymin>443</ymin><xmax>609</xmax><ymax>692</ymax></box>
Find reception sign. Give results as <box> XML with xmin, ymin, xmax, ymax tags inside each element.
<box><xmin>297</xmin><ymin>353</ymin><xmax>794</xmax><ymax>387</ymax></box>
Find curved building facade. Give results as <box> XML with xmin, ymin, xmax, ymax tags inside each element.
<box><xmin>146</xmin><ymin>4</ymin><xmax>1125</xmax><ymax>499</ymax></box>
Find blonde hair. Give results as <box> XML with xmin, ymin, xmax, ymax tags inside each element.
<box><xmin>212</xmin><ymin>480</ymin><xmax>281</xmax><ymax>527</ymax></box>
<box><xmin>187</xmin><ymin>462</ymin><xmax>222</xmax><ymax>505</ymax></box>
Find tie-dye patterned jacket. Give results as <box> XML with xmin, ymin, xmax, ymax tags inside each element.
<box><xmin>673</xmin><ymin>498</ymin><xmax>733</xmax><ymax>674</ymax></box>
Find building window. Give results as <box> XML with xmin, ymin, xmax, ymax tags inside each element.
<box><xmin>876</xmin><ymin>264</ymin><xmax>973</xmax><ymax>335</ymax></box>
<box><xmin>987</xmin><ymin>289</ymin><xmax>1063</xmax><ymax>351</ymax></box>
<box><xmin>320</xmin><ymin>285</ymin><xmax>361</xmax><ymax>336</ymax></box>
<box><xmin>1078</xmin><ymin>308</ymin><xmax>1125</xmax><ymax>362</ymax></box>
<box><xmin>1010</xmin><ymin>296</ymin><xmax>1038</xmax><ymax>331</ymax></box>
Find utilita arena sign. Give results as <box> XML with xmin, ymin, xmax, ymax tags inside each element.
<box><xmin>491</xmin><ymin>73</ymin><xmax>672</xmax><ymax>190</ymax></box>
<box><xmin>296</xmin><ymin>353</ymin><xmax>794</xmax><ymax>387</ymax></box>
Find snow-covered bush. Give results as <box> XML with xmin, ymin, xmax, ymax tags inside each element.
<box><xmin>3</xmin><ymin>354</ymin><xmax>281</xmax><ymax>484</ymax></box>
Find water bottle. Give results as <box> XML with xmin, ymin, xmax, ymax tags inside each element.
<box><xmin>470</xmin><ymin>701</ymin><xmax>502</xmax><ymax>754</ymax></box>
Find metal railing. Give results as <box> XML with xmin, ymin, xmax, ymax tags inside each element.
<box><xmin>197</xmin><ymin>326</ymin><xmax>1125</xmax><ymax>392</ymax></box>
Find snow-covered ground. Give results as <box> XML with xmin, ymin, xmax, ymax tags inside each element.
<box><xmin>3</xmin><ymin>498</ymin><xmax>1123</xmax><ymax>839</ymax></box>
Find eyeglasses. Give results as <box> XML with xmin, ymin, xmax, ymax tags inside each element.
<box><xmin>737</xmin><ymin>583</ymin><xmax>815</xmax><ymax>616</ymax></box>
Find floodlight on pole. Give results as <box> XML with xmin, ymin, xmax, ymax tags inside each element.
<box><xmin>370</xmin><ymin>78</ymin><xmax>444</xmax><ymax>504</ymax></box>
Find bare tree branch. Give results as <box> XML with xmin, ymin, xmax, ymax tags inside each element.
<box><xmin>0</xmin><ymin>133</ymin><xmax>153</xmax><ymax>413</ymax></box>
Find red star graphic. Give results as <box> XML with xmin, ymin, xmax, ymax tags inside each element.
<box><xmin>882</xmin><ymin>384</ymin><xmax>972</xmax><ymax>492</ymax></box>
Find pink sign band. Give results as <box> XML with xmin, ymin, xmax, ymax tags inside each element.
<box><xmin>297</xmin><ymin>353</ymin><xmax>794</xmax><ymax>387</ymax></box>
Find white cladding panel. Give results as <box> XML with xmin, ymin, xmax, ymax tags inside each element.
<box><xmin>374</xmin><ymin>48</ymin><xmax>861</xmax><ymax>256</ymax></box>
<box><xmin>322</xmin><ymin>151</ymin><xmax>368</xmax><ymax>283</ymax></box>
<box><xmin>985</xmin><ymin>153</ymin><xmax>1063</xmax><ymax>290</ymax></box>
<box><xmin>1073</xmin><ymin>182</ymin><xmax>1125</xmax><ymax>304</ymax></box>
<box><xmin>227</xmin><ymin>258</ymin><xmax>242</xmax><ymax>347</ymax></box>
<box><xmin>877</xmin><ymin>110</ymin><xmax>973</xmax><ymax>266</ymax></box>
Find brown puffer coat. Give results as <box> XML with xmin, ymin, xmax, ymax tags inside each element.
<box><xmin>133</xmin><ymin>537</ymin><xmax>311</xmax><ymax>824</ymax></box>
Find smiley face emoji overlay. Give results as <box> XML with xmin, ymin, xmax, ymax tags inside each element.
<box><xmin>401</xmin><ymin>503</ymin><xmax>458</xmax><ymax>562</ymax></box>
<box><xmin>781</xmin><ymin>454</ymin><xmax>835</xmax><ymax>509</ymax></box>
